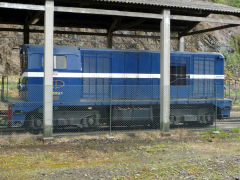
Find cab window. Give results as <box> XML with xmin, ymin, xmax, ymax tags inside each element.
<box><xmin>42</xmin><ymin>56</ymin><xmax>67</xmax><ymax>69</ymax></box>
<box><xmin>54</xmin><ymin>56</ymin><xmax>67</xmax><ymax>69</ymax></box>
<box><xmin>170</xmin><ymin>65</ymin><xmax>186</xmax><ymax>86</ymax></box>
<box><xmin>20</xmin><ymin>51</ymin><xmax>28</xmax><ymax>71</ymax></box>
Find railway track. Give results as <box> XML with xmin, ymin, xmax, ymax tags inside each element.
<box><xmin>0</xmin><ymin>117</ymin><xmax>239</xmax><ymax>136</ymax></box>
<box><xmin>0</xmin><ymin>127</ymin><xmax>26</xmax><ymax>135</ymax></box>
<box><xmin>218</xmin><ymin>117</ymin><xmax>240</xmax><ymax>122</ymax></box>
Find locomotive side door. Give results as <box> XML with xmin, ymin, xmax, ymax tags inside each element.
<box><xmin>170</xmin><ymin>54</ymin><xmax>190</xmax><ymax>99</ymax></box>
<box><xmin>192</xmin><ymin>56</ymin><xmax>215</xmax><ymax>98</ymax></box>
<box><xmin>82</xmin><ymin>51</ymin><xmax>111</xmax><ymax>101</ymax></box>
<box><xmin>18</xmin><ymin>49</ymin><xmax>28</xmax><ymax>101</ymax></box>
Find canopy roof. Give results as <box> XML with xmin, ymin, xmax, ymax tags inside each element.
<box><xmin>0</xmin><ymin>0</ymin><xmax>240</xmax><ymax>34</ymax></box>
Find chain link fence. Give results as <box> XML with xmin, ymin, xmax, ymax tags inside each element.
<box><xmin>225</xmin><ymin>80</ymin><xmax>240</xmax><ymax>106</ymax></box>
<box><xmin>225</xmin><ymin>80</ymin><xmax>240</xmax><ymax>120</ymax></box>
<box><xmin>0</xmin><ymin>75</ymin><xmax>238</xmax><ymax>137</ymax></box>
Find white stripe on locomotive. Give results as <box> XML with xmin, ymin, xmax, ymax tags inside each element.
<box><xmin>22</xmin><ymin>72</ymin><xmax>224</xmax><ymax>79</ymax></box>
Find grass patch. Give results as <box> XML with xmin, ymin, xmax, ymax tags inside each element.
<box><xmin>0</xmin><ymin>131</ymin><xmax>240</xmax><ymax>179</ymax></box>
<box><xmin>202</xmin><ymin>128</ymin><xmax>230</xmax><ymax>139</ymax></box>
<box><xmin>0</xmin><ymin>133</ymin><xmax>40</xmax><ymax>146</ymax></box>
<box><xmin>231</xmin><ymin>128</ymin><xmax>240</xmax><ymax>133</ymax></box>
<box><xmin>145</xmin><ymin>144</ymin><xmax>169</xmax><ymax>154</ymax></box>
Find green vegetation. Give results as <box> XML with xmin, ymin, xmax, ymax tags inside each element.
<box><xmin>223</xmin><ymin>35</ymin><xmax>240</xmax><ymax>105</ymax></box>
<box><xmin>231</xmin><ymin>128</ymin><xmax>240</xmax><ymax>133</ymax></box>
<box><xmin>202</xmin><ymin>128</ymin><xmax>231</xmax><ymax>139</ymax></box>
<box><xmin>224</xmin><ymin>35</ymin><xmax>240</xmax><ymax>80</ymax></box>
<box><xmin>212</xmin><ymin>1</ymin><xmax>240</xmax><ymax>81</ymax></box>
<box><xmin>0</xmin><ymin>130</ymin><xmax>240</xmax><ymax>179</ymax></box>
<box><xmin>0</xmin><ymin>75</ymin><xmax>20</xmax><ymax>99</ymax></box>
<box><xmin>213</xmin><ymin>0</ymin><xmax>240</xmax><ymax>8</ymax></box>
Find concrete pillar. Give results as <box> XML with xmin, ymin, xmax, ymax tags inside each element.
<box><xmin>24</xmin><ymin>23</ymin><xmax>29</xmax><ymax>44</ymax></box>
<box><xmin>179</xmin><ymin>36</ymin><xmax>185</xmax><ymax>52</ymax></box>
<box><xmin>43</xmin><ymin>0</ymin><xmax>54</xmax><ymax>138</ymax></box>
<box><xmin>160</xmin><ymin>9</ymin><xmax>171</xmax><ymax>132</ymax></box>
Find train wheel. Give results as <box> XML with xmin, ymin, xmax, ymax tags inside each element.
<box><xmin>205</xmin><ymin>114</ymin><xmax>213</xmax><ymax>126</ymax></box>
<box><xmin>82</xmin><ymin>118</ymin><xmax>88</xmax><ymax>128</ymax></box>
<box><xmin>29</xmin><ymin>114</ymin><xmax>43</xmax><ymax>134</ymax></box>
<box><xmin>34</xmin><ymin>117</ymin><xmax>43</xmax><ymax>128</ymax></box>
<box><xmin>209</xmin><ymin>115</ymin><xmax>216</xmax><ymax>125</ymax></box>
<box><xmin>87</xmin><ymin>114</ymin><xmax>100</xmax><ymax>129</ymax></box>
<box><xmin>87</xmin><ymin>116</ymin><xmax>95</xmax><ymax>127</ymax></box>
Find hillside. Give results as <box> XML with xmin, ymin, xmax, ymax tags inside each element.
<box><xmin>212</xmin><ymin>0</ymin><xmax>240</xmax><ymax>8</ymax></box>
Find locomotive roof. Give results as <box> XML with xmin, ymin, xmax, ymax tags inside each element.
<box><xmin>22</xmin><ymin>44</ymin><xmax>80</xmax><ymax>55</ymax></box>
<box><xmin>23</xmin><ymin>44</ymin><xmax>224</xmax><ymax>58</ymax></box>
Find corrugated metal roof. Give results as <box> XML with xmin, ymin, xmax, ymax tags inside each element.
<box><xmin>96</xmin><ymin>0</ymin><xmax>240</xmax><ymax>14</ymax></box>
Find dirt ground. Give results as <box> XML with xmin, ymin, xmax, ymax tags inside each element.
<box><xmin>0</xmin><ymin>129</ymin><xmax>240</xmax><ymax>180</ymax></box>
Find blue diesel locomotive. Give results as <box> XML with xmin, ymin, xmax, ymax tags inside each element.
<box><xmin>3</xmin><ymin>45</ymin><xmax>232</xmax><ymax>130</ymax></box>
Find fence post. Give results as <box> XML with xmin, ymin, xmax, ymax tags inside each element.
<box><xmin>228</xmin><ymin>81</ymin><xmax>230</xmax><ymax>98</ymax></box>
<box><xmin>1</xmin><ymin>76</ymin><xmax>4</xmax><ymax>101</ymax></box>
<box><xmin>109</xmin><ymin>84</ymin><xmax>112</xmax><ymax>136</ymax></box>
<box><xmin>215</xmin><ymin>84</ymin><xmax>218</xmax><ymax>132</ymax></box>
<box><xmin>235</xmin><ymin>80</ymin><xmax>237</xmax><ymax>103</ymax></box>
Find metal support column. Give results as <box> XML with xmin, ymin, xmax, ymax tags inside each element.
<box><xmin>160</xmin><ymin>9</ymin><xmax>171</xmax><ymax>132</ymax></box>
<box><xmin>1</xmin><ymin>76</ymin><xmax>4</xmax><ymax>101</ymax></box>
<box><xmin>107</xmin><ymin>32</ymin><xmax>113</xmax><ymax>48</ymax></box>
<box><xmin>179</xmin><ymin>36</ymin><xmax>184</xmax><ymax>52</ymax></box>
<box><xmin>43</xmin><ymin>0</ymin><xmax>54</xmax><ymax>138</ymax></box>
<box><xmin>24</xmin><ymin>23</ymin><xmax>29</xmax><ymax>44</ymax></box>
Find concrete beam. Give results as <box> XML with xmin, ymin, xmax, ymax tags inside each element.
<box><xmin>160</xmin><ymin>9</ymin><xmax>171</xmax><ymax>132</ymax></box>
<box><xmin>43</xmin><ymin>0</ymin><xmax>54</xmax><ymax>138</ymax></box>
<box><xmin>107</xmin><ymin>32</ymin><xmax>113</xmax><ymax>49</ymax></box>
<box><xmin>0</xmin><ymin>2</ymin><xmax>161</xmax><ymax>19</ymax></box>
<box><xmin>0</xmin><ymin>2</ymin><xmax>45</xmax><ymax>11</ymax></box>
<box><xmin>114</xmin><ymin>33</ymin><xmax>178</xmax><ymax>39</ymax></box>
<box><xmin>117</xmin><ymin>19</ymin><xmax>145</xmax><ymax>30</ymax></box>
<box><xmin>29</xmin><ymin>12</ymin><xmax>42</xmax><ymax>25</ymax></box>
<box><xmin>55</xmin><ymin>7</ymin><xmax>240</xmax><ymax>25</ymax></box>
<box><xmin>23</xmin><ymin>12</ymin><xmax>43</xmax><ymax>44</ymax></box>
<box><xmin>107</xmin><ymin>18</ymin><xmax>120</xmax><ymax>48</ymax></box>
<box><xmin>0</xmin><ymin>27</ymin><xmax>179</xmax><ymax>39</ymax></box>
<box><xmin>1</xmin><ymin>2</ymin><xmax>240</xmax><ymax>25</ymax></box>
<box><xmin>180</xmin><ymin>24</ymin><xmax>239</xmax><ymax>37</ymax></box>
<box><xmin>109</xmin><ymin>18</ymin><xmax>121</xmax><ymax>33</ymax></box>
<box><xmin>107</xmin><ymin>33</ymin><xmax>113</xmax><ymax>48</ymax></box>
<box><xmin>55</xmin><ymin>6</ymin><xmax>163</xmax><ymax>19</ymax></box>
<box><xmin>171</xmin><ymin>15</ymin><xmax>240</xmax><ymax>25</ymax></box>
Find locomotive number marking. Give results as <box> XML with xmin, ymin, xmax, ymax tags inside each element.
<box><xmin>53</xmin><ymin>91</ymin><xmax>63</xmax><ymax>95</ymax></box>
<box><xmin>53</xmin><ymin>80</ymin><xmax>64</xmax><ymax>96</ymax></box>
